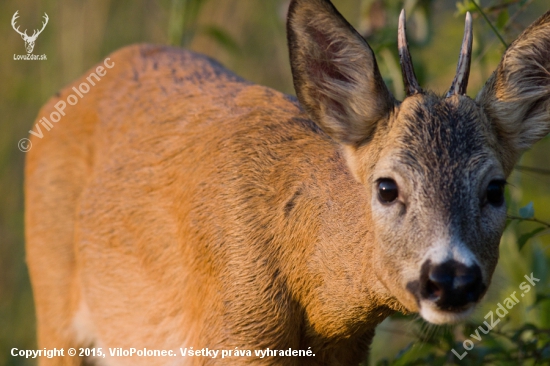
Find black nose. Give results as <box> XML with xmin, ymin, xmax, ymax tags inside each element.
<box><xmin>419</xmin><ymin>260</ymin><xmax>485</xmax><ymax>310</ymax></box>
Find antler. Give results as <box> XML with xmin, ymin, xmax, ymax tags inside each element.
<box><xmin>11</xmin><ymin>11</ymin><xmax>29</xmax><ymax>38</ymax></box>
<box><xmin>398</xmin><ymin>9</ymin><xmax>421</xmax><ymax>96</ymax></box>
<box><xmin>30</xmin><ymin>13</ymin><xmax>49</xmax><ymax>40</ymax></box>
<box><xmin>446</xmin><ymin>12</ymin><xmax>473</xmax><ymax>97</ymax></box>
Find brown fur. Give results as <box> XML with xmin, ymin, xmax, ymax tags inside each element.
<box><xmin>25</xmin><ymin>1</ymin><xmax>550</xmax><ymax>365</ymax></box>
<box><xmin>477</xmin><ymin>10</ymin><xmax>550</xmax><ymax>172</ymax></box>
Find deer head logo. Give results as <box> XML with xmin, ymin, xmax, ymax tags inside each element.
<box><xmin>12</xmin><ymin>11</ymin><xmax>49</xmax><ymax>54</ymax></box>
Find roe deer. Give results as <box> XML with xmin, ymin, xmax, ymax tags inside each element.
<box><xmin>25</xmin><ymin>0</ymin><xmax>550</xmax><ymax>364</ymax></box>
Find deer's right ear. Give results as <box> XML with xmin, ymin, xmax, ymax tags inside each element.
<box><xmin>477</xmin><ymin>10</ymin><xmax>550</xmax><ymax>158</ymax></box>
<box><xmin>287</xmin><ymin>0</ymin><xmax>395</xmax><ymax>145</ymax></box>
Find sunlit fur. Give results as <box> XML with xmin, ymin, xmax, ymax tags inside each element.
<box><xmin>25</xmin><ymin>0</ymin><xmax>550</xmax><ymax>365</ymax></box>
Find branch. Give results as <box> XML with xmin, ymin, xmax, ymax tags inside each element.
<box><xmin>471</xmin><ymin>0</ymin><xmax>508</xmax><ymax>47</ymax></box>
<box><xmin>503</xmin><ymin>0</ymin><xmax>535</xmax><ymax>32</ymax></box>
<box><xmin>485</xmin><ymin>0</ymin><xmax>521</xmax><ymax>13</ymax></box>
<box><xmin>507</xmin><ymin>215</ymin><xmax>550</xmax><ymax>228</ymax></box>
<box><xmin>514</xmin><ymin>165</ymin><xmax>550</xmax><ymax>176</ymax></box>
<box><xmin>472</xmin><ymin>0</ymin><xmax>534</xmax><ymax>65</ymax></box>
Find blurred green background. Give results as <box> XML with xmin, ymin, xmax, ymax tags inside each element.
<box><xmin>1</xmin><ymin>0</ymin><xmax>549</xmax><ymax>365</ymax></box>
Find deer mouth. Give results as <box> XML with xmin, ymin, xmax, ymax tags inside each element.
<box><xmin>418</xmin><ymin>300</ymin><xmax>476</xmax><ymax>324</ymax></box>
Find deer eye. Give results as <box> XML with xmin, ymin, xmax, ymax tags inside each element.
<box><xmin>378</xmin><ymin>179</ymin><xmax>398</xmax><ymax>204</ymax></box>
<box><xmin>486</xmin><ymin>180</ymin><xmax>506</xmax><ymax>206</ymax></box>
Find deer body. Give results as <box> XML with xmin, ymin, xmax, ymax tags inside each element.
<box><xmin>27</xmin><ymin>45</ymin><xmax>390</xmax><ymax>365</ymax></box>
<box><xmin>26</xmin><ymin>1</ymin><xmax>550</xmax><ymax>365</ymax></box>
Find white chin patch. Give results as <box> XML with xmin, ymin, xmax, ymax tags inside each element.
<box><xmin>419</xmin><ymin>300</ymin><xmax>475</xmax><ymax>325</ymax></box>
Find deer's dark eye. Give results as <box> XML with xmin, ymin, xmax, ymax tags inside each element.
<box><xmin>486</xmin><ymin>180</ymin><xmax>505</xmax><ymax>206</ymax></box>
<box><xmin>378</xmin><ymin>179</ymin><xmax>398</xmax><ymax>204</ymax></box>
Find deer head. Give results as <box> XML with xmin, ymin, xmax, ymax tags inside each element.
<box><xmin>12</xmin><ymin>11</ymin><xmax>49</xmax><ymax>54</ymax></box>
<box><xmin>288</xmin><ymin>0</ymin><xmax>550</xmax><ymax>324</ymax></box>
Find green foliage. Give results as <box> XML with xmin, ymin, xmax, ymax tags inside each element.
<box><xmin>456</xmin><ymin>0</ymin><xmax>540</xmax><ymax>48</ymax></box>
<box><xmin>168</xmin><ymin>0</ymin><xmax>240</xmax><ymax>54</ymax></box>
<box><xmin>375</xmin><ymin>318</ymin><xmax>550</xmax><ymax>365</ymax></box>
<box><xmin>359</xmin><ymin>0</ymin><xmax>435</xmax><ymax>99</ymax></box>
<box><xmin>517</xmin><ymin>227</ymin><xmax>545</xmax><ymax>251</ymax></box>
<box><xmin>519</xmin><ymin>202</ymin><xmax>535</xmax><ymax>219</ymax></box>
<box><xmin>200</xmin><ymin>25</ymin><xmax>241</xmax><ymax>55</ymax></box>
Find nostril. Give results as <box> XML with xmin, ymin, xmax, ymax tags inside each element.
<box><xmin>424</xmin><ymin>263</ymin><xmax>454</xmax><ymax>301</ymax></box>
<box><xmin>418</xmin><ymin>260</ymin><xmax>485</xmax><ymax>310</ymax></box>
<box><xmin>425</xmin><ymin>278</ymin><xmax>442</xmax><ymax>301</ymax></box>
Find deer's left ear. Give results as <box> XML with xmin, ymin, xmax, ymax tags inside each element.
<box><xmin>477</xmin><ymin>10</ymin><xmax>550</xmax><ymax>156</ymax></box>
<box><xmin>287</xmin><ymin>0</ymin><xmax>395</xmax><ymax>145</ymax></box>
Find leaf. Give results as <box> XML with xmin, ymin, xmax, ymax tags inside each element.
<box><xmin>496</xmin><ymin>9</ymin><xmax>509</xmax><ymax>30</ymax></box>
<box><xmin>168</xmin><ymin>0</ymin><xmax>186</xmax><ymax>46</ymax></box>
<box><xmin>510</xmin><ymin>323</ymin><xmax>539</xmax><ymax>342</ymax></box>
<box><xmin>534</xmin><ymin>293</ymin><xmax>550</xmax><ymax>306</ymax></box>
<box><xmin>200</xmin><ymin>25</ymin><xmax>241</xmax><ymax>55</ymax></box>
<box><xmin>167</xmin><ymin>0</ymin><xmax>211</xmax><ymax>47</ymax></box>
<box><xmin>455</xmin><ymin>0</ymin><xmax>476</xmax><ymax>15</ymax></box>
<box><xmin>519</xmin><ymin>201</ymin><xmax>535</xmax><ymax>219</ymax></box>
<box><xmin>517</xmin><ymin>227</ymin><xmax>545</xmax><ymax>250</ymax></box>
